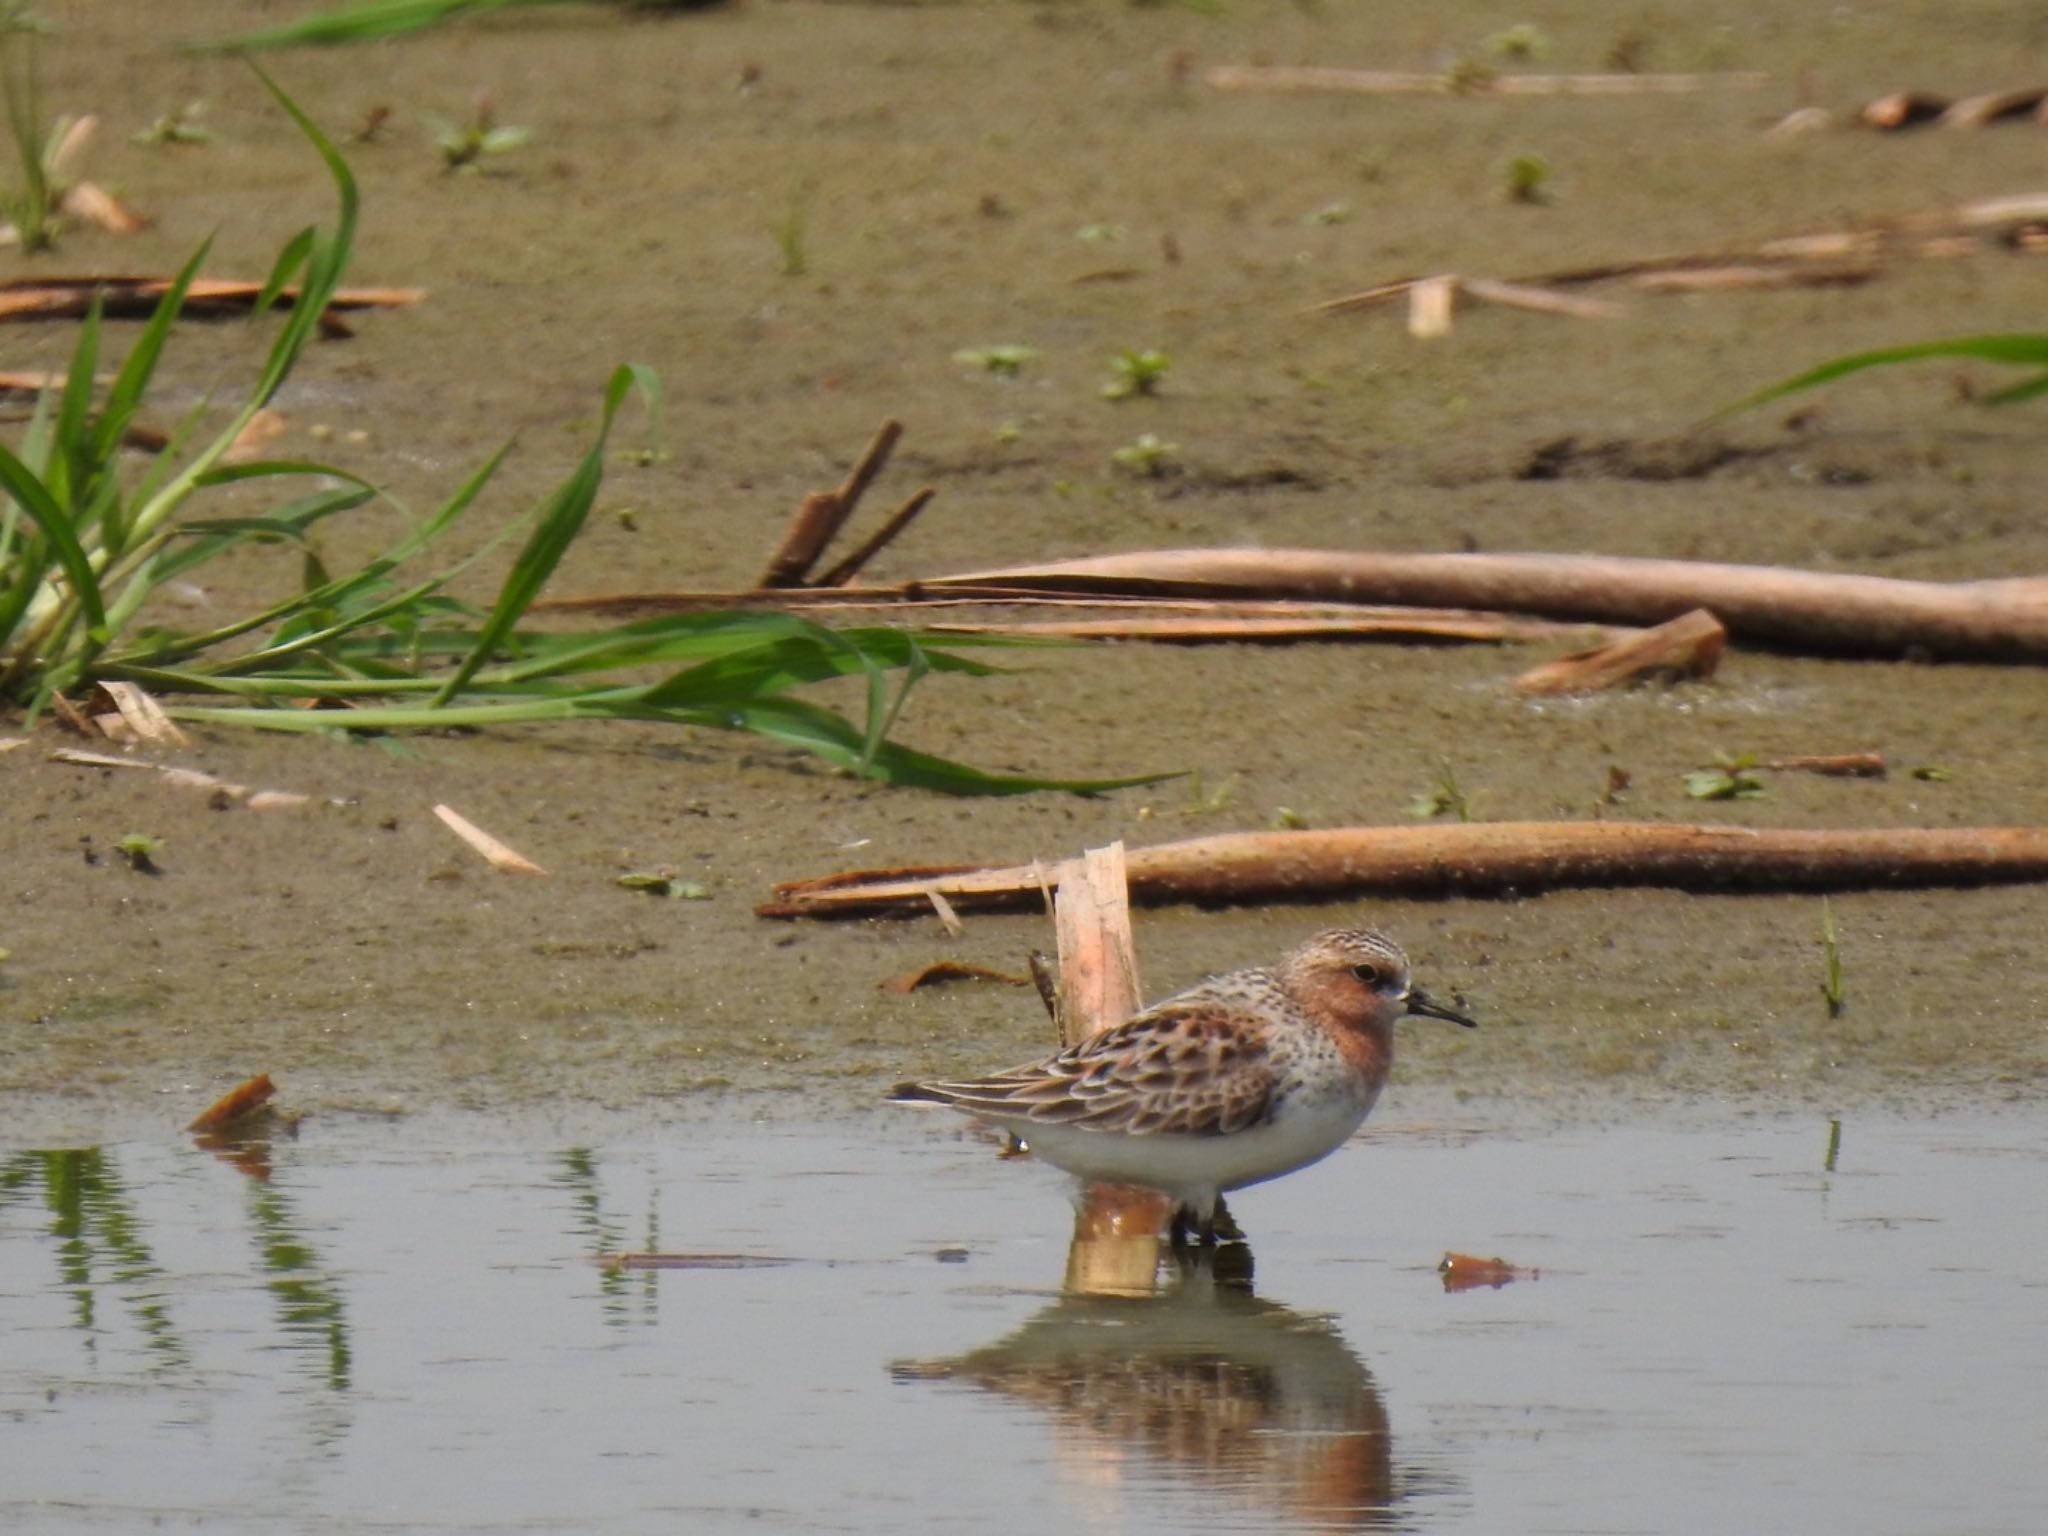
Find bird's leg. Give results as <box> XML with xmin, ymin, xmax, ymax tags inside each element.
<box><xmin>1208</xmin><ymin>1197</ymin><xmax>1243</xmax><ymax>1243</ymax></box>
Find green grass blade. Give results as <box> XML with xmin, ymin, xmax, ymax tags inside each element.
<box><xmin>91</xmin><ymin>243</ymin><xmax>209</xmax><ymax>475</ymax></box>
<box><xmin>48</xmin><ymin>298</ymin><xmax>102</xmax><ymax>518</ymax></box>
<box><xmin>190</xmin><ymin>0</ymin><xmax>540</xmax><ymax>52</ymax></box>
<box><xmin>1980</xmin><ymin>371</ymin><xmax>2048</xmax><ymax>406</ymax></box>
<box><xmin>1716</xmin><ymin>333</ymin><xmax>2048</xmax><ymax>420</ymax></box>
<box><xmin>0</xmin><ymin>442</ymin><xmax>109</xmax><ymax>694</ymax></box>
<box><xmin>432</xmin><ymin>363</ymin><xmax>658</xmax><ymax>705</ymax></box>
<box><xmin>704</xmin><ymin>696</ymin><xmax>1180</xmax><ymax>796</ymax></box>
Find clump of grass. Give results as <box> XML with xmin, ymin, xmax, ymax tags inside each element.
<box><xmin>1102</xmin><ymin>349</ymin><xmax>1171</xmax><ymax>401</ymax></box>
<box><xmin>1818</xmin><ymin>898</ymin><xmax>1846</xmax><ymax>1018</ymax></box>
<box><xmin>429</xmin><ymin>94</ymin><xmax>528</xmax><ymax>173</ymax></box>
<box><xmin>1</xmin><ymin>5</ymin><xmax>60</xmax><ymax>251</ymax></box>
<box><xmin>0</xmin><ymin>71</ymin><xmax>1171</xmax><ymax>799</ymax></box>
<box><xmin>1407</xmin><ymin>759</ymin><xmax>1472</xmax><ymax>821</ymax></box>
<box><xmin>1684</xmin><ymin>752</ymin><xmax>1767</xmax><ymax>801</ymax></box>
<box><xmin>1110</xmin><ymin>432</ymin><xmax>1179</xmax><ymax>477</ymax></box>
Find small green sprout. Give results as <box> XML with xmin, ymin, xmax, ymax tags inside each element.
<box><xmin>1407</xmin><ymin>759</ymin><xmax>1472</xmax><ymax>822</ymax></box>
<box><xmin>1485</xmin><ymin>23</ymin><xmax>1552</xmax><ymax>61</ymax></box>
<box><xmin>1819</xmin><ymin>898</ymin><xmax>1846</xmax><ymax>1018</ymax></box>
<box><xmin>1684</xmin><ymin>752</ymin><xmax>1768</xmax><ymax>801</ymax></box>
<box><xmin>1503</xmin><ymin>153</ymin><xmax>1551</xmax><ymax>204</ymax></box>
<box><xmin>133</xmin><ymin>101</ymin><xmax>211</xmax><ymax>147</ymax></box>
<box><xmin>1303</xmin><ymin>200</ymin><xmax>1354</xmax><ymax>226</ymax></box>
<box><xmin>1103</xmin><ymin>348</ymin><xmax>1171</xmax><ymax>401</ymax></box>
<box><xmin>1271</xmin><ymin>806</ymin><xmax>1309</xmax><ymax>830</ymax></box>
<box><xmin>115</xmin><ymin>833</ymin><xmax>164</xmax><ymax>873</ymax></box>
<box><xmin>1445</xmin><ymin>56</ymin><xmax>1499</xmax><ymax>94</ymax></box>
<box><xmin>1909</xmin><ymin>765</ymin><xmax>1952</xmax><ymax>782</ymax></box>
<box><xmin>430</xmin><ymin>95</ymin><xmax>529</xmax><ymax>173</ymax></box>
<box><xmin>1075</xmin><ymin>222</ymin><xmax>1126</xmax><ymax>243</ymax></box>
<box><xmin>993</xmin><ymin>419</ymin><xmax>1025</xmax><ymax>445</ymax></box>
<box><xmin>772</xmin><ymin>184</ymin><xmax>811</xmax><ymax>276</ymax></box>
<box><xmin>1111</xmin><ymin>432</ymin><xmax>1179</xmax><ymax>477</ymax></box>
<box><xmin>952</xmin><ymin>344</ymin><xmax>1039</xmax><ymax>377</ymax></box>
<box><xmin>616</xmin><ymin>872</ymin><xmax>711</xmax><ymax>900</ymax></box>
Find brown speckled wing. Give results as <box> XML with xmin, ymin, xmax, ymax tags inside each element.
<box><xmin>919</xmin><ymin>1003</ymin><xmax>1278</xmax><ymax>1137</ymax></box>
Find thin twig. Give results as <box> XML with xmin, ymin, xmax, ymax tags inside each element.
<box><xmin>815</xmin><ymin>485</ymin><xmax>936</xmax><ymax>587</ymax></box>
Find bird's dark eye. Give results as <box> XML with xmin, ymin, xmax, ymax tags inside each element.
<box><xmin>1351</xmin><ymin>963</ymin><xmax>1381</xmax><ymax>985</ymax></box>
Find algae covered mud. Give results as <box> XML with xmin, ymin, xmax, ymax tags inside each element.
<box><xmin>5</xmin><ymin>4</ymin><xmax>2048</xmax><ymax>1121</ymax></box>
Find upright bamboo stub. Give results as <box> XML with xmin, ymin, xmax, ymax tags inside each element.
<box><xmin>1052</xmin><ymin>841</ymin><xmax>1143</xmax><ymax>1049</ymax></box>
<box><xmin>1051</xmin><ymin>841</ymin><xmax>1177</xmax><ymax>1291</ymax></box>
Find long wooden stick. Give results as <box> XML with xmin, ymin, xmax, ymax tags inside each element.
<box><xmin>761</xmin><ymin>823</ymin><xmax>2048</xmax><ymax>918</ymax></box>
<box><xmin>928</xmin><ymin>550</ymin><xmax>2048</xmax><ymax>662</ymax></box>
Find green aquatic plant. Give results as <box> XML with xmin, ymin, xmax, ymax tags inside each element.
<box><xmin>773</xmin><ymin>184</ymin><xmax>811</xmax><ymax>276</ymax></box>
<box><xmin>1719</xmin><ymin>333</ymin><xmax>2048</xmax><ymax>418</ymax></box>
<box><xmin>133</xmin><ymin>101</ymin><xmax>212</xmax><ymax>147</ymax></box>
<box><xmin>1818</xmin><ymin>898</ymin><xmax>1846</xmax><ymax>1018</ymax></box>
<box><xmin>1110</xmin><ymin>432</ymin><xmax>1179</xmax><ymax>477</ymax></box>
<box><xmin>1683</xmin><ymin>752</ymin><xmax>1767</xmax><ymax>801</ymax></box>
<box><xmin>1102</xmin><ymin>349</ymin><xmax>1171</xmax><ymax>401</ymax></box>
<box><xmin>1485</xmin><ymin>23</ymin><xmax>1552</xmax><ymax>60</ymax></box>
<box><xmin>0</xmin><ymin>74</ymin><xmax>1170</xmax><ymax>797</ymax></box>
<box><xmin>1407</xmin><ymin>758</ymin><xmax>1472</xmax><ymax>822</ymax></box>
<box><xmin>953</xmin><ymin>345</ymin><xmax>1038</xmax><ymax>377</ymax></box>
<box><xmin>1503</xmin><ymin>153</ymin><xmax>1551</xmax><ymax>205</ymax></box>
<box><xmin>114</xmin><ymin>833</ymin><xmax>163</xmax><ymax>873</ymax></box>
<box><xmin>429</xmin><ymin>95</ymin><xmax>529</xmax><ymax>172</ymax></box>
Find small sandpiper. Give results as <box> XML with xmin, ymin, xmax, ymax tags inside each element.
<box><xmin>889</xmin><ymin>928</ymin><xmax>1476</xmax><ymax>1242</ymax></box>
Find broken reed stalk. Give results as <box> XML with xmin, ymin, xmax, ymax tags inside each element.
<box><xmin>1051</xmin><ymin>841</ymin><xmax>1142</xmax><ymax>1048</ymax></box>
<box><xmin>1204</xmin><ymin>65</ymin><xmax>1765</xmax><ymax>96</ymax></box>
<box><xmin>1311</xmin><ymin>190</ymin><xmax>2048</xmax><ymax>318</ymax></box>
<box><xmin>1048</xmin><ymin>841</ymin><xmax>1178</xmax><ymax>1282</ymax></box>
<box><xmin>928</xmin><ymin>550</ymin><xmax>2048</xmax><ymax>662</ymax></box>
<box><xmin>757</xmin><ymin>418</ymin><xmax>904</xmax><ymax>588</ymax></box>
<box><xmin>0</xmin><ymin>275</ymin><xmax>423</xmax><ymax>324</ymax></box>
<box><xmin>533</xmin><ymin>586</ymin><xmax>1611</xmax><ymax>645</ymax></box>
<box><xmin>814</xmin><ymin>486</ymin><xmax>937</xmax><ymax>588</ymax></box>
<box><xmin>761</xmin><ymin>822</ymin><xmax>2048</xmax><ymax>918</ymax></box>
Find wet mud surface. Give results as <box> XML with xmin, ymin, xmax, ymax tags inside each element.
<box><xmin>5</xmin><ymin>2</ymin><xmax>2048</xmax><ymax>1141</ymax></box>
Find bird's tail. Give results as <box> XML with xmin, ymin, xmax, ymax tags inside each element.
<box><xmin>885</xmin><ymin>1080</ymin><xmax>953</xmax><ymax>1104</ymax></box>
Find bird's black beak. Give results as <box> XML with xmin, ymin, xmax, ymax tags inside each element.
<box><xmin>1405</xmin><ymin>987</ymin><xmax>1479</xmax><ymax>1029</ymax></box>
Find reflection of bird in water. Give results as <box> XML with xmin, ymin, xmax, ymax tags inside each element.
<box><xmin>893</xmin><ymin>1254</ymin><xmax>1421</xmax><ymax>1531</ymax></box>
<box><xmin>891</xmin><ymin>929</ymin><xmax>1476</xmax><ymax>1242</ymax></box>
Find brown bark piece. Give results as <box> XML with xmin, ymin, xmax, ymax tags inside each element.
<box><xmin>1513</xmin><ymin>608</ymin><xmax>1725</xmax><ymax>694</ymax></box>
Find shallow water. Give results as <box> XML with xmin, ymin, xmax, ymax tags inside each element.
<box><xmin>5</xmin><ymin>1107</ymin><xmax>2043</xmax><ymax>1534</ymax></box>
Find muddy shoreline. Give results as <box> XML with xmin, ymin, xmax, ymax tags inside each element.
<box><xmin>5</xmin><ymin>2</ymin><xmax>2047</xmax><ymax>1142</ymax></box>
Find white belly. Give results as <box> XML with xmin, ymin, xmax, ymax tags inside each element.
<box><xmin>996</xmin><ymin>1088</ymin><xmax>1378</xmax><ymax>1210</ymax></box>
